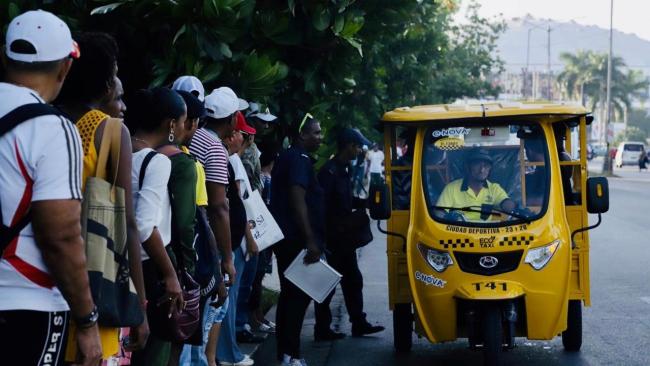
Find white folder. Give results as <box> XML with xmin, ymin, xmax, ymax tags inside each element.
<box><xmin>283</xmin><ymin>249</ymin><xmax>343</xmax><ymax>303</ymax></box>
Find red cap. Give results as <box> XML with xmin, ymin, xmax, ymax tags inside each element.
<box><xmin>235</xmin><ymin>111</ymin><xmax>256</xmax><ymax>135</ymax></box>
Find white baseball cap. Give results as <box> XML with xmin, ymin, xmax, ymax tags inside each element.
<box><xmin>238</xmin><ymin>98</ymin><xmax>249</xmax><ymax>111</ymax></box>
<box><xmin>205</xmin><ymin>87</ymin><xmax>239</xmax><ymax>119</ymax></box>
<box><xmin>5</xmin><ymin>10</ymin><xmax>79</xmax><ymax>63</ymax></box>
<box><xmin>172</xmin><ymin>75</ymin><xmax>205</xmax><ymax>102</ymax></box>
<box><xmin>246</xmin><ymin>102</ymin><xmax>278</xmax><ymax>122</ymax></box>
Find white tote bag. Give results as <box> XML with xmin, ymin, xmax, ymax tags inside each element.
<box><xmin>239</xmin><ymin>176</ymin><xmax>284</xmax><ymax>254</ymax></box>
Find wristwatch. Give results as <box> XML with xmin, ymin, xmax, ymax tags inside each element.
<box><xmin>75</xmin><ymin>305</ymin><xmax>99</xmax><ymax>329</ymax></box>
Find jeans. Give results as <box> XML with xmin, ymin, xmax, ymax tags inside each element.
<box><xmin>179</xmin><ymin>297</ymin><xmax>230</xmax><ymax>366</ymax></box>
<box><xmin>235</xmin><ymin>253</ymin><xmax>259</xmax><ymax>330</ymax></box>
<box><xmin>217</xmin><ymin>247</ymin><xmax>246</xmax><ymax>363</ymax></box>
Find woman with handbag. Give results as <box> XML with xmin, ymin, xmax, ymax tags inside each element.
<box><xmin>55</xmin><ymin>32</ymin><xmax>149</xmax><ymax>364</ymax></box>
<box><xmin>125</xmin><ymin>88</ymin><xmax>186</xmax><ymax>366</ymax></box>
<box><xmin>154</xmin><ymin>88</ymin><xmax>201</xmax><ymax>366</ymax></box>
<box><xmin>124</xmin><ymin>87</ymin><xmax>199</xmax><ymax>366</ymax></box>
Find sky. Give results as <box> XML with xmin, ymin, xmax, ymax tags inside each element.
<box><xmin>456</xmin><ymin>0</ymin><xmax>650</xmax><ymax>41</ymax></box>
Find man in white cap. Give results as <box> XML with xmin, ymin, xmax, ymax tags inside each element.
<box><xmin>246</xmin><ymin>102</ymin><xmax>277</xmax><ymax>131</ymax></box>
<box><xmin>0</xmin><ymin>10</ymin><xmax>101</xmax><ymax>366</ymax></box>
<box><xmin>172</xmin><ymin>75</ymin><xmax>205</xmax><ymax>102</ymax></box>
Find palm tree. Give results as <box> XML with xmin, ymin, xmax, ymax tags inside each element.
<box><xmin>557</xmin><ymin>50</ymin><xmax>649</xmax><ymax>121</ymax></box>
<box><xmin>557</xmin><ymin>50</ymin><xmax>595</xmax><ymax>102</ymax></box>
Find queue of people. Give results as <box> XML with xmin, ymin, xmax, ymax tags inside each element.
<box><xmin>0</xmin><ymin>9</ymin><xmax>384</xmax><ymax>366</ymax></box>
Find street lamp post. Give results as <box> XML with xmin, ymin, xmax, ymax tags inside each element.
<box><xmin>547</xmin><ymin>25</ymin><xmax>552</xmax><ymax>100</ymax></box>
<box><xmin>523</xmin><ymin>22</ymin><xmax>552</xmax><ymax>100</ymax></box>
<box><xmin>603</xmin><ymin>0</ymin><xmax>614</xmax><ymax>174</ymax></box>
<box><xmin>525</xmin><ymin>28</ymin><xmax>533</xmax><ymax>99</ymax></box>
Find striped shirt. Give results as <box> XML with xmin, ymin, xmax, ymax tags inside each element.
<box><xmin>0</xmin><ymin>82</ymin><xmax>83</xmax><ymax>312</ymax></box>
<box><xmin>189</xmin><ymin>127</ymin><xmax>229</xmax><ymax>185</ymax></box>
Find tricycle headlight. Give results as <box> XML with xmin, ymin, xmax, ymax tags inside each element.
<box><xmin>524</xmin><ymin>240</ymin><xmax>560</xmax><ymax>270</ymax></box>
<box><xmin>417</xmin><ymin>243</ymin><xmax>454</xmax><ymax>273</ymax></box>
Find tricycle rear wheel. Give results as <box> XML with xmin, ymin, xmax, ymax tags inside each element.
<box><xmin>482</xmin><ymin>304</ymin><xmax>503</xmax><ymax>366</ymax></box>
<box><xmin>562</xmin><ymin>300</ymin><xmax>582</xmax><ymax>351</ymax></box>
<box><xmin>393</xmin><ymin>303</ymin><xmax>413</xmax><ymax>353</ymax></box>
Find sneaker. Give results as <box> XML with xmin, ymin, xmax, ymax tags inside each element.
<box><xmin>351</xmin><ymin>321</ymin><xmax>385</xmax><ymax>337</ymax></box>
<box><xmin>263</xmin><ymin>319</ymin><xmax>276</xmax><ymax>328</ymax></box>
<box><xmin>257</xmin><ymin>322</ymin><xmax>275</xmax><ymax>333</ymax></box>
<box><xmin>280</xmin><ymin>355</ymin><xmax>307</xmax><ymax>366</ymax></box>
<box><xmin>221</xmin><ymin>355</ymin><xmax>254</xmax><ymax>366</ymax></box>
<box><xmin>236</xmin><ymin>327</ymin><xmax>265</xmax><ymax>343</ymax></box>
<box><xmin>314</xmin><ymin>328</ymin><xmax>346</xmax><ymax>341</ymax></box>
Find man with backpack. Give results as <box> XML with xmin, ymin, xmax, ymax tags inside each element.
<box><xmin>0</xmin><ymin>10</ymin><xmax>101</xmax><ymax>366</ymax></box>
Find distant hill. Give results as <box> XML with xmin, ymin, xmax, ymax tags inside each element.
<box><xmin>497</xmin><ymin>15</ymin><xmax>650</xmax><ymax>75</ymax></box>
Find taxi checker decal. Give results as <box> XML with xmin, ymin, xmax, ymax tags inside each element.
<box><xmin>439</xmin><ymin>238</ymin><xmax>474</xmax><ymax>249</ymax></box>
<box><xmin>415</xmin><ymin>271</ymin><xmax>446</xmax><ymax>288</ymax></box>
<box><xmin>499</xmin><ymin>235</ymin><xmax>534</xmax><ymax>247</ymax></box>
<box><xmin>434</xmin><ymin>137</ymin><xmax>464</xmax><ymax>150</ymax></box>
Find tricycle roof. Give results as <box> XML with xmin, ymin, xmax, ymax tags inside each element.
<box><xmin>381</xmin><ymin>101</ymin><xmax>590</xmax><ymax>123</ymax></box>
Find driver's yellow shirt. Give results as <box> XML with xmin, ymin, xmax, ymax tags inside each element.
<box><xmin>436</xmin><ymin>178</ymin><xmax>509</xmax><ymax>221</ymax></box>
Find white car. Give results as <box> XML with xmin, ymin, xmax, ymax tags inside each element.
<box><xmin>615</xmin><ymin>141</ymin><xmax>646</xmax><ymax>167</ymax></box>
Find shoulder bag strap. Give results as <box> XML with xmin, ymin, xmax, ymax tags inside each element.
<box><xmin>0</xmin><ymin>103</ymin><xmax>63</xmax><ymax>136</ymax></box>
<box><xmin>138</xmin><ymin>151</ymin><xmax>159</xmax><ymax>190</ymax></box>
<box><xmin>0</xmin><ymin>103</ymin><xmax>66</xmax><ymax>250</ymax></box>
<box><xmin>95</xmin><ymin>118</ymin><xmax>123</xmax><ymax>187</ymax></box>
<box><xmin>241</xmin><ymin>160</ymin><xmax>253</xmax><ymax>198</ymax></box>
<box><xmin>157</xmin><ymin>145</ymin><xmax>188</xmax><ymax>271</ymax></box>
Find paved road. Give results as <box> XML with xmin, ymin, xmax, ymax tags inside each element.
<box><xmin>256</xmin><ymin>164</ymin><xmax>650</xmax><ymax>366</ymax></box>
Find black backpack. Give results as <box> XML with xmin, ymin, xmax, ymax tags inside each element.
<box><xmin>0</xmin><ymin>103</ymin><xmax>66</xmax><ymax>255</ymax></box>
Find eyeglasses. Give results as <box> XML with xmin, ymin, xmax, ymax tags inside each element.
<box><xmin>299</xmin><ymin>113</ymin><xmax>313</xmax><ymax>133</ymax></box>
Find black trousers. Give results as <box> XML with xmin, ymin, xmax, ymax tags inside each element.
<box><xmin>314</xmin><ymin>248</ymin><xmax>365</xmax><ymax>332</ymax></box>
<box><xmin>273</xmin><ymin>239</ymin><xmax>313</xmax><ymax>360</ymax></box>
<box><xmin>0</xmin><ymin>310</ymin><xmax>70</xmax><ymax>366</ymax></box>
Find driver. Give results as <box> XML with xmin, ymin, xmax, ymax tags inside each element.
<box><xmin>435</xmin><ymin>149</ymin><xmax>515</xmax><ymax>221</ymax></box>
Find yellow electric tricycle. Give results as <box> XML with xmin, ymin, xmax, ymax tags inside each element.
<box><xmin>369</xmin><ymin>102</ymin><xmax>609</xmax><ymax>366</ymax></box>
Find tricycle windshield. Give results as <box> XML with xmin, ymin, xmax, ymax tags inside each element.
<box><xmin>422</xmin><ymin>122</ymin><xmax>549</xmax><ymax>226</ymax></box>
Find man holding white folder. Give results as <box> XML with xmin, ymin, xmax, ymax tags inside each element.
<box><xmin>270</xmin><ymin>114</ymin><xmax>324</xmax><ymax>366</ymax></box>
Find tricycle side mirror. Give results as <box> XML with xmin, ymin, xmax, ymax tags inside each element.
<box><xmin>586</xmin><ymin>177</ymin><xmax>609</xmax><ymax>214</ymax></box>
<box><xmin>369</xmin><ymin>182</ymin><xmax>391</xmax><ymax>220</ymax></box>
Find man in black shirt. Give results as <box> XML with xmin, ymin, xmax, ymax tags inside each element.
<box><xmin>270</xmin><ymin>115</ymin><xmax>324</xmax><ymax>365</ymax></box>
<box><xmin>314</xmin><ymin>128</ymin><xmax>385</xmax><ymax>341</ymax></box>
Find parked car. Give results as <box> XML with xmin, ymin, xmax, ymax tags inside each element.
<box><xmin>615</xmin><ymin>141</ymin><xmax>646</xmax><ymax>167</ymax></box>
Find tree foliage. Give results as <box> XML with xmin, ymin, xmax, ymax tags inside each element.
<box><xmin>613</xmin><ymin>126</ymin><xmax>647</xmax><ymax>146</ymax></box>
<box><xmin>628</xmin><ymin>108</ymin><xmax>650</xmax><ymax>138</ymax></box>
<box><xmin>2</xmin><ymin>0</ymin><xmax>505</xmax><ymax>149</ymax></box>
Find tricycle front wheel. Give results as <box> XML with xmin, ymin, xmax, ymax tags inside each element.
<box><xmin>482</xmin><ymin>304</ymin><xmax>503</xmax><ymax>366</ymax></box>
<box><xmin>562</xmin><ymin>300</ymin><xmax>582</xmax><ymax>351</ymax></box>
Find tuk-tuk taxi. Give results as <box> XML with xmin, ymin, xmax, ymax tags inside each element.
<box><xmin>369</xmin><ymin>102</ymin><xmax>609</xmax><ymax>366</ymax></box>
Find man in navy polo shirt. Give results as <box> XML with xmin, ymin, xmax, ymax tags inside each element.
<box><xmin>271</xmin><ymin>115</ymin><xmax>324</xmax><ymax>366</ymax></box>
<box><xmin>314</xmin><ymin>128</ymin><xmax>385</xmax><ymax>341</ymax></box>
